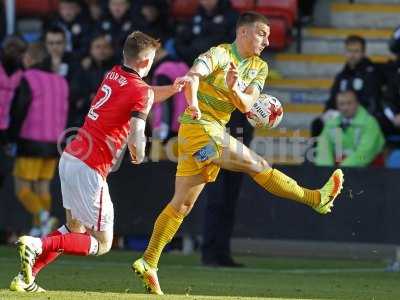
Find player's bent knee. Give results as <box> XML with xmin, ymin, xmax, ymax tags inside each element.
<box><xmin>96</xmin><ymin>239</ymin><xmax>112</xmax><ymax>255</ymax></box>
<box><xmin>245</xmin><ymin>157</ymin><xmax>270</xmax><ymax>176</ymax></box>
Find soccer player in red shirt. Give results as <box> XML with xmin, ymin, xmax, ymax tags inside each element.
<box><xmin>10</xmin><ymin>31</ymin><xmax>185</xmax><ymax>293</ymax></box>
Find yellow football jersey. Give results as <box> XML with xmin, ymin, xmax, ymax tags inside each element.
<box><xmin>180</xmin><ymin>42</ymin><xmax>268</xmax><ymax>126</ymax></box>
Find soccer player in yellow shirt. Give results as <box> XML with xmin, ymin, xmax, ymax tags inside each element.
<box><xmin>132</xmin><ymin>12</ymin><xmax>344</xmax><ymax>295</ymax></box>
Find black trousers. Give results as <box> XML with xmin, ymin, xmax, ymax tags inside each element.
<box><xmin>201</xmin><ymin>111</ymin><xmax>253</xmax><ymax>262</ymax></box>
<box><xmin>201</xmin><ymin>170</ymin><xmax>244</xmax><ymax>261</ymax></box>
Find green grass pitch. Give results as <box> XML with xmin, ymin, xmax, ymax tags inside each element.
<box><xmin>1</xmin><ymin>245</ymin><xmax>400</xmax><ymax>300</ymax></box>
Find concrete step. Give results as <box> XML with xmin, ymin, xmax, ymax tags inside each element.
<box><xmin>266</xmin><ymin>78</ymin><xmax>331</xmax><ymax>104</ymax></box>
<box><xmin>251</xmin><ymin>129</ymin><xmax>311</xmax><ymax>165</ymax></box>
<box><xmin>252</xmin><ymin>104</ymin><xmax>324</xmax><ymax>164</ymax></box>
<box><xmin>331</xmin><ymin>3</ymin><xmax>400</xmax><ymax>28</ymax></box>
<box><xmin>302</xmin><ymin>27</ymin><xmax>392</xmax><ymax>55</ymax></box>
<box><xmin>268</xmin><ymin>78</ymin><xmax>333</xmax><ymax>90</ymax></box>
<box><xmin>272</xmin><ymin>53</ymin><xmax>390</xmax><ymax>78</ymax></box>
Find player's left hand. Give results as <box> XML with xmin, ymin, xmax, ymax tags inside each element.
<box><xmin>128</xmin><ymin>141</ymin><xmax>145</xmax><ymax>164</ymax></box>
<box><xmin>226</xmin><ymin>62</ymin><xmax>239</xmax><ymax>90</ymax></box>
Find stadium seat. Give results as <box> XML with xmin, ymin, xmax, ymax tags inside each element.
<box><xmin>267</xmin><ymin>17</ymin><xmax>290</xmax><ymax>50</ymax></box>
<box><xmin>256</xmin><ymin>0</ymin><xmax>298</xmax><ymax>27</ymax></box>
<box><xmin>230</xmin><ymin>0</ymin><xmax>255</xmax><ymax>13</ymax></box>
<box><xmin>12</xmin><ymin>0</ymin><xmax>59</xmax><ymax>17</ymax></box>
<box><xmin>170</xmin><ymin>0</ymin><xmax>199</xmax><ymax>21</ymax></box>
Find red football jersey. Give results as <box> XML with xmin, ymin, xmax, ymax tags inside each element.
<box><xmin>65</xmin><ymin>65</ymin><xmax>151</xmax><ymax>178</ymax></box>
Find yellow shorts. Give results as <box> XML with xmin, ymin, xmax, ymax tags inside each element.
<box><xmin>176</xmin><ymin>123</ymin><xmax>238</xmax><ymax>182</ymax></box>
<box><xmin>13</xmin><ymin>157</ymin><xmax>57</xmax><ymax>181</ymax></box>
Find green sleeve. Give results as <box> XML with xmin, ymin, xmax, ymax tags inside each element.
<box><xmin>315</xmin><ymin>125</ymin><xmax>335</xmax><ymax>166</ymax></box>
<box><xmin>340</xmin><ymin>118</ymin><xmax>385</xmax><ymax>167</ymax></box>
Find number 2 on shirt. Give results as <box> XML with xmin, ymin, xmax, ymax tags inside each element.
<box><xmin>88</xmin><ymin>84</ymin><xmax>112</xmax><ymax>121</ymax></box>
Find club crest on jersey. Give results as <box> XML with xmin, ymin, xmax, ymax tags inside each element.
<box><xmin>248</xmin><ymin>69</ymin><xmax>258</xmax><ymax>78</ymax></box>
<box><xmin>193</xmin><ymin>144</ymin><xmax>216</xmax><ymax>162</ymax></box>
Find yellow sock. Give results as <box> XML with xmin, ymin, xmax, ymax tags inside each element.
<box><xmin>252</xmin><ymin>168</ymin><xmax>321</xmax><ymax>207</ymax></box>
<box><xmin>144</xmin><ymin>204</ymin><xmax>184</xmax><ymax>268</ymax></box>
<box><xmin>17</xmin><ymin>187</ymin><xmax>42</xmax><ymax>214</ymax></box>
<box><xmin>39</xmin><ymin>193</ymin><xmax>52</xmax><ymax>211</ymax></box>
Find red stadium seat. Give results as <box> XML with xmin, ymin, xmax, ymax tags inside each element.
<box><xmin>256</xmin><ymin>0</ymin><xmax>298</xmax><ymax>27</ymax></box>
<box><xmin>11</xmin><ymin>0</ymin><xmax>59</xmax><ymax>17</ymax></box>
<box><xmin>230</xmin><ymin>0</ymin><xmax>255</xmax><ymax>13</ymax></box>
<box><xmin>170</xmin><ymin>0</ymin><xmax>199</xmax><ymax>21</ymax></box>
<box><xmin>267</xmin><ymin>17</ymin><xmax>290</xmax><ymax>50</ymax></box>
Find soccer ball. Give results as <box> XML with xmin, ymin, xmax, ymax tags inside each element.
<box><xmin>246</xmin><ymin>94</ymin><xmax>283</xmax><ymax>129</ymax></box>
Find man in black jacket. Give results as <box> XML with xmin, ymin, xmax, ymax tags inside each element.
<box><xmin>174</xmin><ymin>0</ymin><xmax>238</xmax><ymax>65</ymax></box>
<box><xmin>201</xmin><ymin>110</ymin><xmax>253</xmax><ymax>267</ymax></box>
<box><xmin>312</xmin><ymin>35</ymin><xmax>383</xmax><ymax>137</ymax></box>
<box><xmin>46</xmin><ymin>0</ymin><xmax>91</xmax><ymax>58</ymax></box>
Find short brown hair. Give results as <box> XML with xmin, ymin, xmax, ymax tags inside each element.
<box><xmin>123</xmin><ymin>31</ymin><xmax>160</xmax><ymax>61</ymax></box>
<box><xmin>345</xmin><ymin>35</ymin><xmax>366</xmax><ymax>51</ymax></box>
<box><xmin>26</xmin><ymin>42</ymin><xmax>47</xmax><ymax>64</ymax></box>
<box><xmin>236</xmin><ymin>11</ymin><xmax>269</xmax><ymax>29</ymax></box>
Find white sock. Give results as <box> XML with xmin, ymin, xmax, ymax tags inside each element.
<box><xmin>88</xmin><ymin>236</ymin><xmax>99</xmax><ymax>255</ymax></box>
<box><xmin>29</xmin><ymin>237</ymin><xmax>43</xmax><ymax>255</ymax></box>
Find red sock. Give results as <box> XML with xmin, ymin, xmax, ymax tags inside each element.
<box><xmin>32</xmin><ymin>226</ymin><xmax>68</xmax><ymax>277</ymax></box>
<box><xmin>41</xmin><ymin>232</ymin><xmax>92</xmax><ymax>256</ymax></box>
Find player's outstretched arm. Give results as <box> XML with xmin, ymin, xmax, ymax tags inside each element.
<box><xmin>179</xmin><ymin>61</ymin><xmax>212</xmax><ymax>120</ymax></box>
<box><xmin>151</xmin><ymin>79</ymin><xmax>185</xmax><ymax>103</ymax></box>
<box><xmin>226</xmin><ymin>62</ymin><xmax>260</xmax><ymax>113</ymax></box>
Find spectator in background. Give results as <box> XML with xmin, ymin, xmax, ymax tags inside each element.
<box><xmin>315</xmin><ymin>90</ymin><xmax>385</xmax><ymax>167</ymax></box>
<box><xmin>69</xmin><ymin>34</ymin><xmax>115</xmax><ymax>127</ymax></box>
<box><xmin>312</xmin><ymin>35</ymin><xmax>382</xmax><ymax>137</ymax></box>
<box><xmin>150</xmin><ymin>46</ymin><xmax>188</xmax><ymax>147</ymax></box>
<box><xmin>201</xmin><ymin>110</ymin><xmax>253</xmax><ymax>267</ymax></box>
<box><xmin>174</xmin><ymin>0</ymin><xmax>238</xmax><ymax>65</ymax></box>
<box><xmin>85</xmin><ymin>0</ymin><xmax>104</xmax><ymax>24</ymax></box>
<box><xmin>43</xmin><ymin>26</ymin><xmax>79</xmax><ymax>82</ymax></box>
<box><xmin>0</xmin><ymin>36</ymin><xmax>27</xmax><ymax>188</ymax></box>
<box><xmin>99</xmin><ymin>0</ymin><xmax>135</xmax><ymax>56</ymax></box>
<box><xmin>46</xmin><ymin>0</ymin><xmax>91</xmax><ymax>58</ymax></box>
<box><xmin>8</xmin><ymin>43</ymin><xmax>69</xmax><ymax>237</ymax></box>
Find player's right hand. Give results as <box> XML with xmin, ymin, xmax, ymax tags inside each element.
<box><xmin>188</xmin><ymin>105</ymin><xmax>201</xmax><ymax>120</ymax></box>
<box><xmin>226</xmin><ymin>62</ymin><xmax>239</xmax><ymax>91</ymax></box>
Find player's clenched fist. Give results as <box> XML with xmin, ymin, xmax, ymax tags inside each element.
<box><xmin>187</xmin><ymin>105</ymin><xmax>201</xmax><ymax>120</ymax></box>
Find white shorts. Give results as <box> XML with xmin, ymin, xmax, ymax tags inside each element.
<box><xmin>59</xmin><ymin>152</ymin><xmax>114</xmax><ymax>232</ymax></box>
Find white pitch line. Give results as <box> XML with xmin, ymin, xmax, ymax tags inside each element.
<box><xmin>0</xmin><ymin>257</ymin><xmax>385</xmax><ymax>274</ymax></box>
